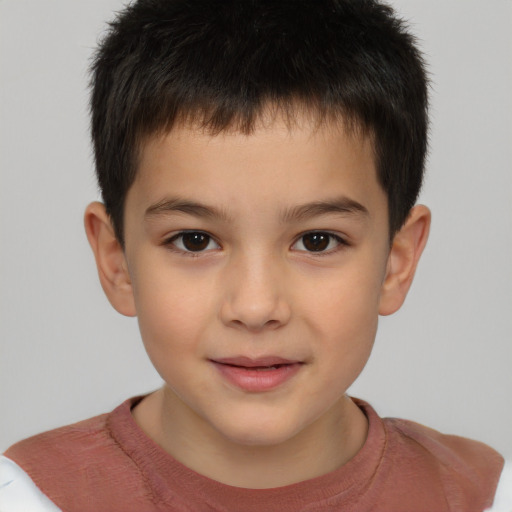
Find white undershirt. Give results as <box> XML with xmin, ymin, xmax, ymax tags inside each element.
<box><xmin>488</xmin><ymin>460</ymin><xmax>512</xmax><ymax>512</ymax></box>
<box><xmin>0</xmin><ymin>456</ymin><xmax>61</xmax><ymax>512</ymax></box>
<box><xmin>1</xmin><ymin>455</ymin><xmax>511</xmax><ymax>512</ymax></box>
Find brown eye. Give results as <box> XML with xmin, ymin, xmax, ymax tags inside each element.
<box><xmin>301</xmin><ymin>233</ymin><xmax>330</xmax><ymax>251</ymax></box>
<box><xmin>169</xmin><ymin>232</ymin><xmax>219</xmax><ymax>253</ymax></box>
<box><xmin>181</xmin><ymin>232</ymin><xmax>210</xmax><ymax>251</ymax></box>
<box><xmin>292</xmin><ymin>232</ymin><xmax>344</xmax><ymax>253</ymax></box>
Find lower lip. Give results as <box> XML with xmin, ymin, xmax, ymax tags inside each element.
<box><xmin>212</xmin><ymin>362</ymin><xmax>302</xmax><ymax>392</ymax></box>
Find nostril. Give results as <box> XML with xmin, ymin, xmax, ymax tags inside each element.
<box><xmin>229</xmin><ymin>318</ymin><xmax>281</xmax><ymax>332</ymax></box>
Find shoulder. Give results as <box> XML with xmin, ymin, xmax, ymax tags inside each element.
<box><xmin>383</xmin><ymin>415</ymin><xmax>504</xmax><ymax>510</ymax></box>
<box><xmin>4</xmin><ymin>410</ymin><xmax>113</xmax><ymax>471</ymax></box>
<box><xmin>2</xmin><ymin>411</ymin><xmax>115</xmax><ymax>506</ymax></box>
<box><xmin>0</xmin><ymin>456</ymin><xmax>62</xmax><ymax>512</ymax></box>
<box><xmin>385</xmin><ymin>416</ymin><xmax>504</xmax><ymax>473</ymax></box>
<box><xmin>1</xmin><ymin>398</ymin><xmax>152</xmax><ymax>510</ymax></box>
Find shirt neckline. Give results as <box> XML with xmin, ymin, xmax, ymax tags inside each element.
<box><xmin>106</xmin><ymin>396</ymin><xmax>387</xmax><ymax>510</ymax></box>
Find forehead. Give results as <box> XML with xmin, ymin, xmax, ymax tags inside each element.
<box><xmin>128</xmin><ymin>115</ymin><xmax>385</xmax><ymax>224</ymax></box>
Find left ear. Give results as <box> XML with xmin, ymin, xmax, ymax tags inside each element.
<box><xmin>378</xmin><ymin>205</ymin><xmax>431</xmax><ymax>316</ymax></box>
<box><xmin>84</xmin><ymin>201</ymin><xmax>137</xmax><ymax>317</ymax></box>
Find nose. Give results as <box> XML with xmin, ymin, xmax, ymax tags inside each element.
<box><xmin>219</xmin><ymin>251</ymin><xmax>291</xmax><ymax>332</ymax></box>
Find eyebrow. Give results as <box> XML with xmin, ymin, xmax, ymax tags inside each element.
<box><xmin>145</xmin><ymin>197</ymin><xmax>232</xmax><ymax>222</ymax></box>
<box><xmin>280</xmin><ymin>197</ymin><xmax>369</xmax><ymax>223</ymax></box>
<box><xmin>145</xmin><ymin>195</ymin><xmax>369</xmax><ymax>223</ymax></box>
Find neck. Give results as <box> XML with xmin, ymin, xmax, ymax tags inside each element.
<box><xmin>133</xmin><ymin>387</ymin><xmax>368</xmax><ymax>489</ymax></box>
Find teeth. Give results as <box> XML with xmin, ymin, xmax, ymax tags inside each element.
<box><xmin>255</xmin><ymin>365</ymin><xmax>277</xmax><ymax>371</ymax></box>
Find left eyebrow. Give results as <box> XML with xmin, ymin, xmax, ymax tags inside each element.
<box><xmin>145</xmin><ymin>197</ymin><xmax>232</xmax><ymax>222</ymax></box>
<box><xmin>280</xmin><ymin>196</ymin><xmax>369</xmax><ymax>223</ymax></box>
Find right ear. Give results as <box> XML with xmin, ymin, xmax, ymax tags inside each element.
<box><xmin>84</xmin><ymin>202</ymin><xmax>136</xmax><ymax>317</ymax></box>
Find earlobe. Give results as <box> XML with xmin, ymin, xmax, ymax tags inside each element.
<box><xmin>84</xmin><ymin>202</ymin><xmax>136</xmax><ymax>317</ymax></box>
<box><xmin>378</xmin><ymin>205</ymin><xmax>431</xmax><ymax>316</ymax></box>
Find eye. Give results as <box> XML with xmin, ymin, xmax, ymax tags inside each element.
<box><xmin>167</xmin><ymin>231</ymin><xmax>220</xmax><ymax>253</ymax></box>
<box><xmin>292</xmin><ymin>232</ymin><xmax>345</xmax><ymax>253</ymax></box>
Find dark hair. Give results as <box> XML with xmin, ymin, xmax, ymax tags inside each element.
<box><xmin>90</xmin><ymin>0</ymin><xmax>428</xmax><ymax>245</ymax></box>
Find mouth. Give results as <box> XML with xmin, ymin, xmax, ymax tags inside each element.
<box><xmin>210</xmin><ymin>356</ymin><xmax>303</xmax><ymax>392</ymax></box>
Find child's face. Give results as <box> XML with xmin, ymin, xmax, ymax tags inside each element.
<box><xmin>122</xmin><ymin>116</ymin><xmax>392</xmax><ymax>446</ymax></box>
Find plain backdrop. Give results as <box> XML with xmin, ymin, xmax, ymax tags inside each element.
<box><xmin>1</xmin><ymin>1</ymin><xmax>511</xmax><ymax>459</ymax></box>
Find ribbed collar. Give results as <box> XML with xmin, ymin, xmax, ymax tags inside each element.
<box><xmin>107</xmin><ymin>396</ymin><xmax>387</xmax><ymax>511</ymax></box>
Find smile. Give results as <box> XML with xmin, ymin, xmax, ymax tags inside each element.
<box><xmin>210</xmin><ymin>356</ymin><xmax>303</xmax><ymax>392</ymax></box>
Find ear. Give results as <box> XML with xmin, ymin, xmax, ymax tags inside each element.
<box><xmin>84</xmin><ymin>202</ymin><xmax>136</xmax><ymax>317</ymax></box>
<box><xmin>378</xmin><ymin>205</ymin><xmax>431</xmax><ymax>316</ymax></box>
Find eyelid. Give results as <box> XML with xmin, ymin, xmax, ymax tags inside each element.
<box><xmin>162</xmin><ymin>230</ymin><xmax>348</xmax><ymax>256</ymax></box>
<box><xmin>291</xmin><ymin>231</ymin><xmax>348</xmax><ymax>254</ymax></box>
<box><xmin>164</xmin><ymin>230</ymin><xmax>221</xmax><ymax>254</ymax></box>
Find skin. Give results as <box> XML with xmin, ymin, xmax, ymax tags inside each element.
<box><xmin>85</xmin><ymin>115</ymin><xmax>430</xmax><ymax>488</ymax></box>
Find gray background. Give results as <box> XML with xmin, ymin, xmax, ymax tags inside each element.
<box><xmin>1</xmin><ymin>1</ymin><xmax>511</xmax><ymax>459</ymax></box>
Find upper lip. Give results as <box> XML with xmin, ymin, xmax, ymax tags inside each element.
<box><xmin>211</xmin><ymin>356</ymin><xmax>301</xmax><ymax>368</ymax></box>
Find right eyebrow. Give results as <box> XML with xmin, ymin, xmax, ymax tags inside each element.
<box><xmin>145</xmin><ymin>197</ymin><xmax>232</xmax><ymax>222</ymax></box>
<box><xmin>280</xmin><ymin>196</ymin><xmax>369</xmax><ymax>223</ymax></box>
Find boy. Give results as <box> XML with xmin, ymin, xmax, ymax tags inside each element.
<box><xmin>1</xmin><ymin>0</ymin><xmax>510</xmax><ymax>510</ymax></box>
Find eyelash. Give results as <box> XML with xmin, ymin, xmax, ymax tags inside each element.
<box><xmin>164</xmin><ymin>231</ymin><xmax>221</xmax><ymax>257</ymax></box>
<box><xmin>291</xmin><ymin>231</ymin><xmax>348</xmax><ymax>255</ymax></box>
<box><xmin>163</xmin><ymin>230</ymin><xmax>348</xmax><ymax>256</ymax></box>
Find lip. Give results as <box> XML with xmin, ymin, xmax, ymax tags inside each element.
<box><xmin>213</xmin><ymin>356</ymin><xmax>300</xmax><ymax>367</ymax></box>
<box><xmin>210</xmin><ymin>356</ymin><xmax>303</xmax><ymax>392</ymax></box>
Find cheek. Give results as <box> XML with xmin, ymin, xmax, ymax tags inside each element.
<box><xmin>303</xmin><ymin>263</ymin><xmax>382</xmax><ymax>333</ymax></box>
<box><xmin>299</xmin><ymin>262</ymin><xmax>382</xmax><ymax>375</ymax></box>
<box><xmin>134</xmin><ymin>290</ymin><xmax>212</xmax><ymax>391</ymax></box>
<box><xmin>130</xmin><ymin>263</ymin><xmax>215</xmax><ymax>357</ymax></box>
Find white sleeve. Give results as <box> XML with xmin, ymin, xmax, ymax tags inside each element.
<box><xmin>485</xmin><ymin>460</ymin><xmax>512</xmax><ymax>512</ymax></box>
<box><xmin>0</xmin><ymin>456</ymin><xmax>62</xmax><ymax>512</ymax></box>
